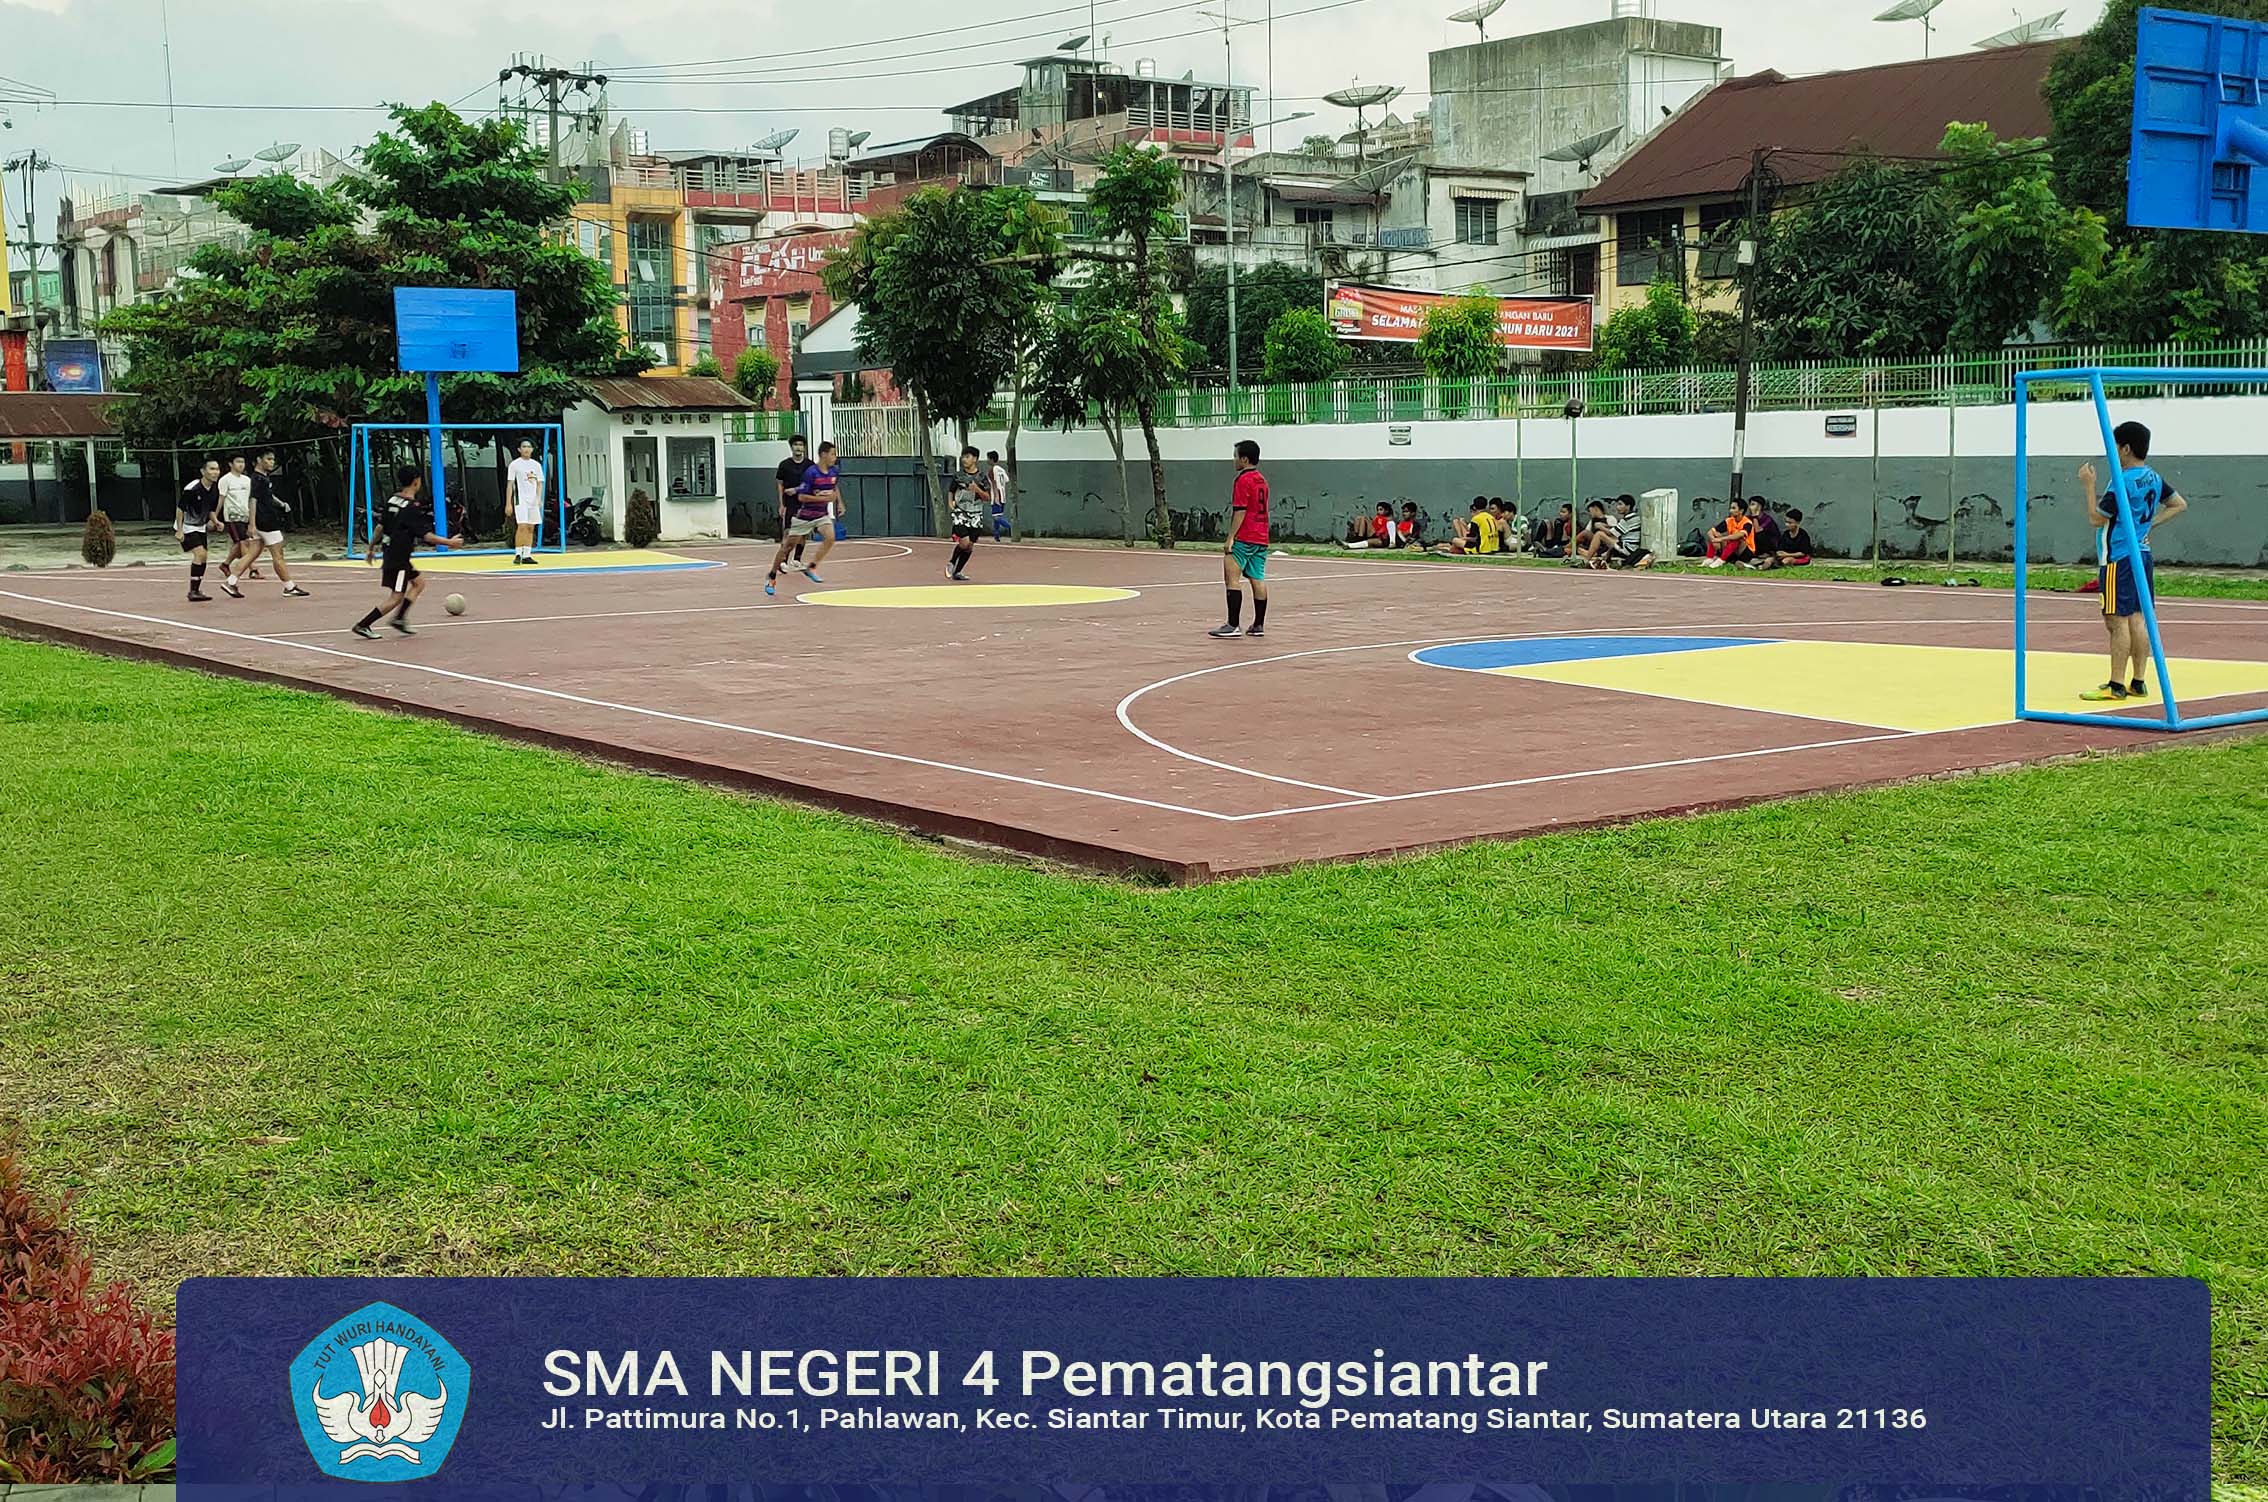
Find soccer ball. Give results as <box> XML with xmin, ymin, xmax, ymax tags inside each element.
<box><xmin>444</xmin><ymin>593</ymin><xmax>467</xmax><ymax>616</ymax></box>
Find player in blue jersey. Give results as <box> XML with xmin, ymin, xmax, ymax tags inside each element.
<box><xmin>2079</xmin><ymin>420</ymin><xmax>2187</xmax><ymax>702</ymax></box>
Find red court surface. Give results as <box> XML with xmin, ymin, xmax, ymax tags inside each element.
<box><xmin>5</xmin><ymin>538</ymin><xmax>2266</xmax><ymax>881</ymax></box>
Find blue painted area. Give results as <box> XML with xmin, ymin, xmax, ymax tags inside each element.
<box><xmin>1416</xmin><ymin>635</ymin><xmax>1772</xmax><ymax>672</ymax></box>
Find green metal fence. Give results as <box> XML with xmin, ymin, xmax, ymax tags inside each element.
<box><xmin>724</xmin><ymin>411</ymin><xmax>803</xmax><ymax>443</ymax></box>
<box><xmin>979</xmin><ymin>340</ymin><xmax>2268</xmax><ymax>432</ymax></box>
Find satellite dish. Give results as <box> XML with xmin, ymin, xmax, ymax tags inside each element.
<box><xmin>1446</xmin><ymin>0</ymin><xmax>1507</xmax><ymax>39</ymax></box>
<box><xmin>1875</xmin><ymin>0</ymin><xmax>1947</xmax><ymax>57</ymax></box>
<box><xmin>1059</xmin><ymin>34</ymin><xmax>1091</xmax><ymax>52</ymax></box>
<box><xmin>1974</xmin><ymin>9</ymin><xmax>2064</xmax><ymax>47</ymax></box>
<box><xmin>256</xmin><ymin>142</ymin><xmax>300</xmax><ymax>163</ymax></box>
<box><xmin>750</xmin><ymin>127</ymin><xmax>800</xmax><ymax>154</ymax></box>
<box><xmin>213</xmin><ymin>157</ymin><xmax>251</xmax><ymax>174</ymax></box>
<box><xmin>846</xmin><ymin>130</ymin><xmax>872</xmax><ymax>150</ymax></box>
<box><xmin>1542</xmin><ymin>124</ymin><xmax>1623</xmax><ymax>170</ymax></box>
<box><xmin>1323</xmin><ymin>83</ymin><xmax>1402</xmax><ymax>110</ymax></box>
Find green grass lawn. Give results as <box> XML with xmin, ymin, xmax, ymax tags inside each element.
<box><xmin>2</xmin><ymin>636</ymin><xmax>2263</xmax><ymax>1478</ymax></box>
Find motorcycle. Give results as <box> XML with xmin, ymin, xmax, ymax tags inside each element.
<box><xmin>566</xmin><ymin>495</ymin><xmax>605</xmax><ymax>547</ymax></box>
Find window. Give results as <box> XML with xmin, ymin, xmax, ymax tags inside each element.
<box><xmin>1697</xmin><ymin>200</ymin><xmax>1746</xmax><ymax>280</ymax></box>
<box><xmin>1290</xmin><ymin>205</ymin><xmax>1335</xmax><ymax>229</ymax></box>
<box><xmin>1454</xmin><ymin>197</ymin><xmax>1500</xmax><ymax>246</ymax></box>
<box><xmin>1554</xmin><ymin>246</ymin><xmax>1599</xmax><ymax>299</ymax></box>
<box><xmin>744</xmin><ymin>299</ymin><xmax>769</xmax><ymax>350</ymax></box>
<box><xmin>666</xmin><ymin>436</ymin><xmax>715</xmax><ymax>498</ymax></box>
<box><xmin>1616</xmin><ymin>206</ymin><xmax>1683</xmax><ymax>286</ymax></box>
<box><xmin>626</xmin><ymin>217</ymin><xmax>677</xmax><ymax>365</ymax></box>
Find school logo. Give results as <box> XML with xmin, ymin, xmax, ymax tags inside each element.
<box><xmin>287</xmin><ymin>1301</ymin><xmax>471</xmax><ymax>1482</ymax></box>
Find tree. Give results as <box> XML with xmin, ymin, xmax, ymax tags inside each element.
<box><xmin>1415</xmin><ymin>290</ymin><xmax>1503</xmax><ymax>381</ymax></box>
<box><xmin>103</xmin><ymin>104</ymin><xmax>641</xmax><ymax>528</ymax></box>
<box><xmin>1593</xmin><ymin>277</ymin><xmax>1696</xmax><ymax>372</ymax></box>
<box><xmin>1030</xmin><ymin>270</ymin><xmax>1171</xmax><ymax>542</ymax></box>
<box><xmin>987</xmin><ymin>186</ymin><xmax>1068</xmax><ymax>539</ymax></box>
<box><xmin>732</xmin><ymin>347</ymin><xmax>781</xmax><ymax>407</ymax></box>
<box><xmin>1085</xmin><ymin>145</ymin><xmax>1189</xmax><ymax>546</ymax></box>
<box><xmin>1262</xmin><ymin>307</ymin><xmax>1347</xmax><ymax>383</ymax></box>
<box><xmin>1185</xmin><ymin>260</ymin><xmax>1320</xmax><ymax>369</ymax></box>
<box><xmin>1939</xmin><ymin>123</ymin><xmax>2108</xmax><ymax>349</ymax></box>
<box><xmin>686</xmin><ymin>353</ymin><xmax>724</xmax><ymax>378</ymax></box>
<box><xmin>1299</xmin><ymin>134</ymin><xmax>1339</xmax><ymax>161</ymax></box>
<box><xmin>1751</xmin><ymin>155</ymin><xmax>1957</xmax><ymax>359</ymax></box>
<box><xmin>2044</xmin><ymin>0</ymin><xmax>2268</xmax><ymax>342</ymax></box>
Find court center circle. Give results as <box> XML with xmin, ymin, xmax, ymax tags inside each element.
<box><xmin>802</xmin><ymin>584</ymin><xmax>1139</xmax><ymax>609</ymax></box>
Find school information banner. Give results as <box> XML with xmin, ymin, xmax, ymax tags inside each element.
<box><xmin>1327</xmin><ymin>283</ymin><xmax>1596</xmax><ymax>352</ymax></box>
<box><xmin>175</xmin><ymin>1277</ymin><xmax>2207</xmax><ymax>1495</ymax></box>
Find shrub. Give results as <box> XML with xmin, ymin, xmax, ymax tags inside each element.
<box><xmin>732</xmin><ymin>347</ymin><xmax>782</xmax><ymax>407</ymax></box>
<box><xmin>1262</xmin><ymin>308</ymin><xmax>1347</xmax><ymax>384</ymax></box>
<box><xmin>686</xmin><ymin>353</ymin><xmax>725</xmax><ymax>378</ymax></box>
<box><xmin>0</xmin><ymin>1148</ymin><xmax>176</xmax><ymax>1484</ymax></box>
<box><xmin>625</xmin><ymin>488</ymin><xmax>660</xmax><ymax>548</ymax></box>
<box><xmin>1416</xmin><ymin>290</ymin><xmax>1504</xmax><ymax>381</ymax></box>
<box><xmin>79</xmin><ymin>510</ymin><xmax>115</xmax><ymax>568</ymax></box>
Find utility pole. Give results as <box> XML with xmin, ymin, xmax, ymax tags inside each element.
<box><xmin>5</xmin><ymin>149</ymin><xmax>52</xmax><ymax>381</ymax></box>
<box><xmin>1728</xmin><ymin>145</ymin><xmax>1771</xmax><ymax>505</ymax></box>
<box><xmin>499</xmin><ymin>59</ymin><xmax>608</xmax><ymax>181</ymax></box>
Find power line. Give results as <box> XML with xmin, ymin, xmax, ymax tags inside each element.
<box><xmin>603</xmin><ymin>0</ymin><xmax>1159</xmax><ymax>71</ymax></box>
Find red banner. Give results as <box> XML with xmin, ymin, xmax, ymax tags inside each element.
<box><xmin>718</xmin><ymin>229</ymin><xmax>856</xmax><ymax>303</ymax></box>
<box><xmin>1326</xmin><ymin>282</ymin><xmax>1595</xmax><ymax>352</ymax></box>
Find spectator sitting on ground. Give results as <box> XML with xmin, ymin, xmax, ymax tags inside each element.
<box><xmin>1487</xmin><ymin>498</ymin><xmax>1520</xmax><ymax>554</ymax></box>
<box><xmin>1344</xmin><ymin>511</ymin><xmax>1371</xmax><ymax>544</ymax></box>
<box><xmin>1740</xmin><ymin>495</ymin><xmax>1785</xmax><ymax>569</ymax></box>
<box><xmin>1535</xmin><ymin>503</ymin><xmax>1576</xmax><ymax>558</ymax></box>
<box><xmin>1771</xmin><ymin>507</ymin><xmax>1815</xmax><ymax>566</ymax></box>
<box><xmin>1342</xmin><ymin>502</ymin><xmax>1397</xmax><ymax>550</ymax></box>
<box><xmin>1571</xmin><ymin>500</ymin><xmax>1616</xmax><ymax>566</ymax></box>
<box><xmin>1396</xmin><ymin>502</ymin><xmax>1426</xmax><ymax>549</ymax></box>
<box><xmin>1607</xmin><ymin>494</ymin><xmax>1655</xmax><ymax>569</ymax></box>
<box><xmin>1703</xmin><ymin>501</ymin><xmax>1753</xmax><ymax>568</ymax></box>
<box><xmin>1438</xmin><ymin>496</ymin><xmax>1496</xmax><ymax>555</ymax></box>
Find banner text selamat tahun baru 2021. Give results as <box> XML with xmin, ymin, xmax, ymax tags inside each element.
<box><xmin>1327</xmin><ymin>282</ymin><xmax>1596</xmax><ymax>353</ymax></box>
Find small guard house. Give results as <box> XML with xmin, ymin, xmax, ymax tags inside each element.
<box><xmin>563</xmin><ymin>375</ymin><xmax>754</xmax><ymax>543</ymax></box>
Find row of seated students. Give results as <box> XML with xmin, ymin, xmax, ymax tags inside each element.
<box><xmin>1340</xmin><ymin>493</ymin><xmax>1815</xmax><ymax>571</ymax></box>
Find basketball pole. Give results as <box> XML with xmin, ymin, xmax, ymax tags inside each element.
<box><xmin>426</xmin><ymin>371</ymin><xmax>448</xmax><ymax>543</ymax></box>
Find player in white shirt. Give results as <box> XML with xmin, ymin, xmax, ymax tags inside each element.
<box><xmin>214</xmin><ymin>454</ymin><xmax>257</xmax><ymax>595</ymax></box>
<box><xmin>506</xmin><ymin>440</ymin><xmax>546</xmax><ymax>565</ymax></box>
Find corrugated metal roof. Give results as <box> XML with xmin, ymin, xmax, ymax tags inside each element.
<box><xmin>583</xmin><ymin>376</ymin><xmax>754</xmax><ymax>411</ymax></box>
<box><xmin>0</xmin><ymin>392</ymin><xmax>119</xmax><ymax>439</ymax></box>
<box><xmin>1580</xmin><ymin>41</ymin><xmax>2065</xmax><ymax>213</ymax></box>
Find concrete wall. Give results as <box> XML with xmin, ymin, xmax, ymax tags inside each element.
<box><xmin>963</xmin><ymin>394</ymin><xmax>2268</xmax><ymax>566</ymax></box>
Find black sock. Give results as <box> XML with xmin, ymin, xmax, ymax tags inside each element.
<box><xmin>1252</xmin><ymin>596</ymin><xmax>1268</xmax><ymax>630</ymax></box>
<box><xmin>1225</xmin><ymin>590</ymin><xmax>1243</xmax><ymax>627</ymax></box>
<box><xmin>190</xmin><ymin>562</ymin><xmax>206</xmax><ymax>584</ymax></box>
<box><xmin>954</xmin><ymin>544</ymin><xmax>972</xmax><ymax>572</ymax></box>
<box><xmin>393</xmin><ymin>600</ymin><xmax>411</xmax><ymax>620</ymax></box>
<box><xmin>356</xmin><ymin>607</ymin><xmax>383</xmax><ymax>629</ymax></box>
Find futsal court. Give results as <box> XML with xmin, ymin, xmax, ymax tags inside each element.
<box><xmin>3</xmin><ymin>538</ymin><xmax>2265</xmax><ymax>880</ymax></box>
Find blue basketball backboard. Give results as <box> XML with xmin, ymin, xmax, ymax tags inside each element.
<box><xmin>393</xmin><ymin>287</ymin><xmax>521</xmax><ymax>373</ymax></box>
<box><xmin>2129</xmin><ymin>6</ymin><xmax>2268</xmax><ymax>234</ymax></box>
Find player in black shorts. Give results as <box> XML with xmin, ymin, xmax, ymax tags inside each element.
<box><xmin>944</xmin><ymin>446</ymin><xmax>991</xmax><ymax>581</ymax></box>
<box><xmin>352</xmin><ymin>466</ymin><xmax>464</xmax><ymax>640</ymax></box>
<box><xmin>178</xmin><ymin>459</ymin><xmax>223</xmax><ymax>602</ymax></box>
<box><xmin>775</xmin><ymin>435</ymin><xmax>810</xmax><ymax>569</ymax></box>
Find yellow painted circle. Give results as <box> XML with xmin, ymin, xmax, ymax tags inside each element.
<box><xmin>803</xmin><ymin>584</ymin><xmax>1139</xmax><ymax>609</ymax></box>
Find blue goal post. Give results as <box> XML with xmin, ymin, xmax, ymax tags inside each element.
<box><xmin>2013</xmin><ymin>366</ymin><xmax>2268</xmax><ymax>734</ymax></box>
<box><xmin>345</xmin><ymin>422</ymin><xmax>567</xmax><ymax>560</ymax></box>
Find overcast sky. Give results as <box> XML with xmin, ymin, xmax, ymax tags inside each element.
<box><xmin>4</xmin><ymin>0</ymin><xmax>2104</xmax><ymax>239</ymax></box>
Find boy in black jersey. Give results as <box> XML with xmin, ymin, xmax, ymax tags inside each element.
<box><xmin>178</xmin><ymin>459</ymin><xmax>223</xmax><ymax>602</ymax></box>
<box><xmin>775</xmin><ymin>435</ymin><xmax>810</xmax><ymax>570</ymax></box>
<box><xmin>352</xmin><ymin>466</ymin><xmax>464</xmax><ymax>639</ymax></box>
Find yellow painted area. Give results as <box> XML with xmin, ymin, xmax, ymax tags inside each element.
<box><xmin>310</xmin><ymin>550</ymin><xmax>716</xmax><ymax>575</ymax></box>
<box><xmin>1486</xmin><ymin>640</ymin><xmax>2268</xmax><ymax>733</ymax></box>
<box><xmin>804</xmin><ymin>584</ymin><xmax>1139</xmax><ymax>610</ymax></box>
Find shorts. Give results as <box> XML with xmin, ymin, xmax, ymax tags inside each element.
<box><xmin>178</xmin><ymin>527</ymin><xmax>208</xmax><ymax>553</ymax></box>
<box><xmin>787</xmin><ymin>512</ymin><xmax>829</xmax><ymax>539</ymax></box>
<box><xmin>1230</xmin><ymin>539</ymin><xmax>1269</xmax><ymax>581</ymax></box>
<box><xmin>223</xmin><ymin>519</ymin><xmax>250</xmax><ymax>544</ymax></box>
<box><xmin>514</xmin><ymin>502</ymin><xmax>544</xmax><ymax>526</ymax></box>
<box><xmin>381</xmin><ymin>553</ymin><xmax>420</xmax><ymax>593</ymax></box>
<box><xmin>257</xmin><ymin>528</ymin><xmax>284</xmax><ymax>547</ymax></box>
<box><xmin>951</xmin><ymin>522</ymin><xmax>982</xmax><ymax>542</ymax></box>
<box><xmin>2102</xmin><ymin>554</ymin><xmax>2155</xmax><ymax>617</ymax></box>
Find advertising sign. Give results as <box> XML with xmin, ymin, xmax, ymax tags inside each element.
<box><xmin>1326</xmin><ymin>282</ymin><xmax>1595</xmax><ymax>352</ymax></box>
<box><xmin>41</xmin><ymin>336</ymin><xmax>105</xmax><ymax>393</ymax></box>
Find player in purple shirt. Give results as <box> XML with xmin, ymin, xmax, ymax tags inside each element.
<box><xmin>765</xmin><ymin>441</ymin><xmax>842</xmax><ymax>596</ymax></box>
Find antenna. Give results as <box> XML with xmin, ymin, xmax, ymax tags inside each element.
<box><xmin>1446</xmin><ymin>0</ymin><xmax>1506</xmax><ymax>40</ymax></box>
<box><xmin>1874</xmin><ymin>0</ymin><xmax>1947</xmax><ymax>59</ymax></box>
<box><xmin>213</xmin><ymin>156</ymin><xmax>252</xmax><ymax>174</ymax></box>
<box><xmin>749</xmin><ymin>127</ymin><xmax>800</xmax><ymax>155</ymax></box>
<box><xmin>255</xmin><ymin>142</ymin><xmax>300</xmax><ymax>170</ymax></box>
<box><xmin>1542</xmin><ymin>124</ymin><xmax>1624</xmax><ymax>174</ymax></box>
<box><xmin>1323</xmin><ymin>81</ymin><xmax>1403</xmax><ymax>169</ymax></box>
<box><xmin>1974</xmin><ymin>9</ymin><xmax>2065</xmax><ymax>48</ymax></box>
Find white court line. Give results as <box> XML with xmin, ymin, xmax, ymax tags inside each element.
<box><xmin>0</xmin><ymin>587</ymin><xmax>1241</xmax><ymax>823</ymax></box>
<box><xmin>268</xmin><ymin>600</ymin><xmax>802</xmax><ymax>638</ymax></box>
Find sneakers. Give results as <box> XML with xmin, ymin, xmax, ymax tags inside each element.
<box><xmin>188</xmin><ymin>588</ymin><xmax>210</xmax><ymax>603</ymax></box>
<box><xmin>2130</xmin><ymin>678</ymin><xmax>2149</xmax><ymax>698</ymax></box>
<box><xmin>1208</xmin><ymin>624</ymin><xmax>1243</xmax><ymax>639</ymax></box>
<box><xmin>2080</xmin><ymin>682</ymin><xmax>2130</xmax><ymax>702</ymax></box>
<box><xmin>764</xmin><ymin>575</ymin><xmax>778</xmax><ymax>597</ymax></box>
<box><xmin>389</xmin><ymin>619</ymin><xmax>417</xmax><ymax>635</ymax></box>
<box><xmin>283</xmin><ymin>585</ymin><xmax>311</xmax><ymax>598</ymax></box>
<box><xmin>219</xmin><ymin>575</ymin><xmax>244</xmax><ymax>599</ymax></box>
<box><xmin>801</xmin><ymin>568</ymin><xmax>824</xmax><ymax>584</ymax></box>
<box><xmin>949</xmin><ymin>569</ymin><xmax>969</xmax><ymax>582</ymax></box>
<box><xmin>1246</xmin><ymin>626</ymin><xmax>1266</xmax><ymax>638</ymax></box>
<box><xmin>352</xmin><ymin>623</ymin><xmax>380</xmax><ymax>640</ymax></box>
